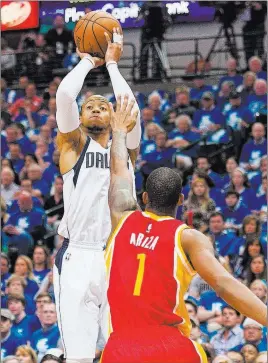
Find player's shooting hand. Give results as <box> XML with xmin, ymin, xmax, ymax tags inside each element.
<box><xmin>104</xmin><ymin>28</ymin><xmax>123</xmax><ymax>64</ymax></box>
<box><xmin>76</xmin><ymin>48</ymin><xmax>105</xmax><ymax>68</ymax></box>
<box><xmin>109</xmin><ymin>94</ymin><xmax>138</xmax><ymax>133</ymax></box>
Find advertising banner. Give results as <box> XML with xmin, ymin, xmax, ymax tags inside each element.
<box><xmin>40</xmin><ymin>1</ymin><xmax>215</xmax><ymax>30</ymax></box>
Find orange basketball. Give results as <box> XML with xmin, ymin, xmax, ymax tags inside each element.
<box><xmin>74</xmin><ymin>11</ymin><xmax>122</xmax><ymax>58</ymax></box>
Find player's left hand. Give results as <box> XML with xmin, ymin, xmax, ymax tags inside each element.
<box><xmin>109</xmin><ymin>94</ymin><xmax>138</xmax><ymax>133</ymax></box>
<box><xmin>104</xmin><ymin>27</ymin><xmax>123</xmax><ymax>64</ymax></box>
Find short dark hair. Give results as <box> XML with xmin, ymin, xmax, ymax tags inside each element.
<box><xmin>146</xmin><ymin>167</ymin><xmax>182</xmax><ymax>215</ymax></box>
<box><xmin>209</xmin><ymin>211</ymin><xmax>225</xmax><ymax>221</ymax></box>
<box><xmin>225</xmin><ymin>190</ymin><xmax>240</xmax><ymax>198</ymax></box>
<box><xmin>222</xmin><ymin>305</ymin><xmax>240</xmax><ymax>316</ymax></box>
<box><xmin>7</xmin><ymin>293</ymin><xmax>26</xmax><ymax>307</ymax></box>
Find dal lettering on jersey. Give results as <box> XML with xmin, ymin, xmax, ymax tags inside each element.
<box><xmin>85</xmin><ymin>152</ymin><xmax>130</xmax><ymax>169</ymax></box>
<box><xmin>130</xmin><ymin>233</ymin><xmax>159</xmax><ymax>250</ymax></box>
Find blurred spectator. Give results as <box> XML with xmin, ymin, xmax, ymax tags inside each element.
<box><xmin>1</xmin><ymin>167</ymin><xmax>20</xmax><ymax>203</ymax></box>
<box><xmin>3</xmin><ymin>192</ymin><xmax>47</xmax><ymax>252</ymax></box>
<box><xmin>233</xmin><ymin>318</ymin><xmax>266</xmax><ymax>352</ymax></box>
<box><xmin>7</xmin><ymin>143</ymin><xmax>24</xmax><ymax>174</ymax></box>
<box><xmin>240</xmin><ymin>123</ymin><xmax>267</xmax><ymax>172</ymax></box>
<box><xmin>7</xmin><ymin>294</ymin><xmax>33</xmax><ymax>342</ymax></box>
<box><xmin>1</xmin><ymin>159</ymin><xmax>20</xmax><ymax>185</ymax></box>
<box><xmin>32</xmin><ymin>246</ymin><xmax>51</xmax><ymax>286</ymax></box>
<box><xmin>221</xmin><ymin>157</ymin><xmax>238</xmax><ymax>190</ymax></box>
<box><xmin>1</xmin><ymin>309</ymin><xmax>25</xmax><ymax>359</ymax></box>
<box><xmin>167</xmin><ymin>114</ymin><xmax>200</xmax><ymax>171</ymax></box>
<box><xmin>242</xmin><ymin>2</ymin><xmax>267</xmax><ymax>62</ymax></box>
<box><xmin>2</xmin><ymin>275</ymin><xmax>35</xmax><ymax>315</ymax></box>
<box><xmin>210</xmin><ymin>306</ymin><xmax>243</xmax><ymax>355</ymax></box>
<box><xmin>15</xmin><ymin>76</ymin><xmax>30</xmax><ymax>100</ymax></box>
<box><xmin>190</xmin><ymin>75</ymin><xmax>213</xmax><ymax>101</ymax></box>
<box><xmin>42</xmin><ymin>84</ymin><xmax>58</xmax><ymax>111</ymax></box>
<box><xmin>209</xmin><ymin>212</ymin><xmax>240</xmax><ymax>257</ymax></box>
<box><xmin>31</xmin><ymin>302</ymin><xmax>60</xmax><ymax>361</ymax></box>
<box><xmin>1</xmin><ymin>38</ymin><xmax>16</xmax><ymax>83</ymax></box>
<box><xmin>221</xmin><ymin>190</ymin><xmax>250</xmax><ymax>234</ymax></box>
<box><xmin>141</xmin><ymin>131</ymin><xmax>176</xmax><ymax>178</ymax></box>
<box><xmin>223</xmin><ymin>91</ymin><xmax>254</xmax><ymax>131</ymax></box>
<box><xmin>148</xmin><ymin>93</ymin><xmax>164</xmax><ymax>123</ymax></box>
<box><xmin>226</xmin><ymin>351</ymin><xmax>244</xmax><ymax>363</ymax></box>
<box><xmin>241</xmin><ymin>344</ymin><xmax>259</xmax><ymax>363</ymax></box>
<box><xmin>1</xmin><ymin>78</ymin><xmax>17</xmax><ymax>105</ymax></box>
<box><xmin>27</xmin><ymin>164</ymin><xmax>50</xmax><ymax>197</ymax></box>
<box><xmin>249</xmin><ymin>280</ymin><xmax>267</xmax><ymax>304</ymax></box>
<box><xmin>244</xmin><ymin>255</ymin><xmax>266</xmax><ymax>286</ymax></box>
<box><xmin>43</xmin><ymin>150</ymin><xmax>60</xmax><ymax>189</ymax></box>
<box><xmin>15</xmin><ymin>346</ymin><xmax>37</xmax><ymax>363</ymax></box>
<box><xmin>45</xmin><ymin>15</ymin><xmax>74</xmax><ymax>67</ymax></box>
<box><xmin>34</xmin><ymin>139</ymin><xmax>52</xmax><ymax>169</ymax></box>
<box><xmin>166</xmin><ymin>90</ymin><xmax>196</xmax><ymax>121</ymax></box>
<box><xmin>228</xmin><ymin>168</ymin><xmax>257</xmax><ymax>211</ymax></box>
<box><xmin>44</xmin><ymin>176</ymin><xmax>64</xmax><ymax>226</ymax></box>
<box><xmin>13</xmin><ymin>256</ymin><xmax>39</xmax><ymax>297</ymax></box>
<box><xmin>237</xmin><ymin>72</ymin><xmax>257</xmax><ymax>103</ymax></box>
<box><xmin>196</xmin><ymin>156</ymin><xmax>222</xmax><ymax>187</ymax></box>
<box><xmin>192</xmin><ymin>92</ymin><xmax>228</xmax><ymax>144</ymax></box>
<box><xmin>183</xmin><ymin>177</ymin><xmax>216</xmax><ymax>232</ymax></box>
<box><xmin>216</xmin><ymin>81</ymin><xmax>235</xmax><ymax>110</ymax></box>
<box><xmin>1</xmin><ymin>253</ymin><xmax>11</xmax><ymax>292</ymax></box>
<box><xmin>9</xmin><ymin>84</ymin><xmax>43</xmax><ymax>118</ymax></box>
<box><xmin>248</xmin><ymin>57</ymin><xmax>267</xmax><ymax>80</ymax></box>
<box><xmin>218</xmin><ymin>58</ymin><xmax>243</xmax><ymax>89</ymax></box>
<box><xmin>19</xmin><ymin>154</ymin><xmax>39</xmax><ymax>181</ymax></box>
<box><xmin>246</xmin><ymin>79</ymin><xmax>267</xmax><ymax>116</ymax></box>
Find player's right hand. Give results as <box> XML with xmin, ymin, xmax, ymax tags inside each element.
<box><xmin>76</xmin><ymin>48</ymin><xmax>105</xmax><ymax>68</ymax></box>
<box><xmin>109</xmin><ymin>94</ymin><xmax>138</xmax><ymax>133</ymax></box>
<box><xmin>104</xmin><ymin>27</ymin><xmax>123</xmax><ymax>64</ymax></box>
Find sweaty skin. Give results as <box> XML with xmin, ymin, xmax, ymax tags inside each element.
<box><xmin>107</xmin><ymin>99</ymin><xmax>268</xmax><ymax>328</ymax></box>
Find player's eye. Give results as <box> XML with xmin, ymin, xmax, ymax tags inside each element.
<box><xmin>100</xmin><ymin>107</ymin><xmax>107</xmax><ymax>111</ymax></box>
<box><xmin>87</xmin><ymin>105</ymin><xmax>93</xmax><ymax>110</ymax></box>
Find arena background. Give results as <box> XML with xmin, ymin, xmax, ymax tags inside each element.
<box><xmin>1</xmin><ymin>1</ymin><xmax>267</xmax><ymax>363</ymax></box>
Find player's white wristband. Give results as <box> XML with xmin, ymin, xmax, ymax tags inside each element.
<box><xmin>83</xmin><ymin>56</ymin><xmax>95</xmax><ymax>67</ymax></box>
<box><xmin>106</xmin><ymin>61</ymin><xmax>118</xmax><ymax>68</ymax></box>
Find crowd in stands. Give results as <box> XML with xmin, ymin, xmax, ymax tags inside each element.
<box><xmin>1</xmin><ymin>19</ymin><xmax>267</xmax><ymax>363</ymax></box>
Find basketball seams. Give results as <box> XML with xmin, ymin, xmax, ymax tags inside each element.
<box><xmin>92</xmin><ymin>18</ymin><xmax>120</xmax><ymax>34</ymax></box>
<box><xmin>82</xmin><ymin>18</ymin><xmax>92</xmax><ymax>53</ymax></box>
<box><xmin>74</xmin><ymin>18</ymin><xmax>87</xmax><ymax>34</ymax></box>
<box><xmin>92</xmin><ymin>24</ymin><xmax>105</xmax><ymax>57</ymax></box>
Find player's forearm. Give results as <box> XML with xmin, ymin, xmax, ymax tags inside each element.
<box><xmin>215</xmin><ymin>275</ymin><xmax>267</xmax><ymax>326</ymax></box>
<box><xmin>111</xmin><ymin>130</ymin><xmax>128</xmax><ymax>174</ymax></box>
<box><xmin>56</xmin><ymin>58</ymin><xmax>94</xmax><ymax>133</ymax></box>
<box><xmin>57</xmin><ymin>58</ymin><xmax>94</xmax><ymax>101</ymax></box>
<box><xmin>107</xmin><ymin>62</ymin><xmax>141</xmax><ymax>149</ymax></box>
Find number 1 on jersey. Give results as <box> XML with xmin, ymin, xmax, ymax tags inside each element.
<box><xmin>133</xmin><ymin>253</ymin><xmax>146</xmax><ymax>296</ymax></box>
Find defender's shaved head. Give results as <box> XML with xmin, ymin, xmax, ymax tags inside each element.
<box><xmin>82</xmin><ymin>94</ymin><xmax>110</xmax><ymax>110</ymax></box>
<box><xmin>145</xmin><ymin>167</ymin><xmax>183</xmax><ymax>216</ymax></box>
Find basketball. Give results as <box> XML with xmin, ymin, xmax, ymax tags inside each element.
<box><xmin>74</xmin><ymin>11</ymin><xmax>122</xmax><ymax>58</ymax></box>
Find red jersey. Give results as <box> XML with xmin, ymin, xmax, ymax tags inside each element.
<box><xmin>105</xmin><ymin>210</ymin><xmax>196</xmax><ymax>338</ymax></box>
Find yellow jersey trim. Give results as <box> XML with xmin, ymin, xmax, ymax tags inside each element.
<box><xmin>175</xmin><ymin>224</ymin><xmax>196</xmax><ymax>276</ymax></box>
<box><xmin>142</xmin><ymin>211</ymin><xmax>174</xmax><ymax>221</ymax></box>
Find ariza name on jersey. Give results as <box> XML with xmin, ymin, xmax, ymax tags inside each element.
<box><xmin>130</xmin><ymin>232</ymin><xmax>159</xmax><ymax>250</ymax></box>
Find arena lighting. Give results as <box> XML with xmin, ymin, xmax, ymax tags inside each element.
<box><xmin>64</xmin><ymin>2</ymin><xmax>190</xmax><ymax>24</ymax></box>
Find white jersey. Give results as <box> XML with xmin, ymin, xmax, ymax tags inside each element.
<box><xmin>58</xmin><ymin>137</ymin><xmax>136</xmax><ymax>249</ymax></box>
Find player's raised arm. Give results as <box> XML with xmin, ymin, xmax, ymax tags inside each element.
<box><xmin>182</xmin><ymin>228</ymin><xmax>267</xmax><ymax>326</ymax></box>
<box><xmin>108</xmin><ymin>95</ymin><xmax>139</xmax><ymax>230</ymax></box>
<box><xmin>56</xmin><ymin>51</ymin><xmax>104</xmax><ymax>173</ymax></box>
<box><xmin>104</xmin><ymin>30</ymin><xmax>141</xmax><ymax>158</ymax></box>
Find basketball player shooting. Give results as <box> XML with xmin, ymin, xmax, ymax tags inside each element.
<box><xmin>101</xmin><ymin>105</ymin><xmax>267</xmax><ymax>363</ymax></box>
<box><xmin>53</xmin><ymin>28</ymin><xmax>140</xmax><ymax>363</ymax></box>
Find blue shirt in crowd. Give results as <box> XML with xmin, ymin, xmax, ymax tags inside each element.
<box><xmin>240</xmin><ymin>138</ymin><xmax>267</xmax><ymax>167</ymax></box>
<box><xmin>11</xmin><ymin>315</ymin><xmax>35</xmax><ymax>342</ymax></box>
<box><xmin>190</xmin><ymin>85</ymin><xmax>214</xmax><ymax>100</ymax></box>
<box><xmin>31</xmin><ymin>324</ymin><xmax>60</xmax><ymax>361</ymax></box>
<box><xmin>223</xmin><ymin>105</ymin><xmax>255</xmax><ymax>130</ymax></box>
<box><xmin>246</xmin><ymin>94</ymin><xmax>267</xmax><ymax>115</ymax></box>
<box><xmin>218</xmin><ymin>75</ymin><xmax>243</xmax><ymax>89</ymax></box>
<box><xmin>221</xmin><ymin>202</ymin><xmax>250</xmax><ymax>231</ymax></box>
<box><xmin>33</xmin><ymin>269</ymin><xmax>51</xmax><ymax>285</ymax></box>
<box><xmin>213</xmin><ymin>230</ymin><xmax>242</xmax><ymax>256</ymax></box>
<box><xmin>1</xmin><ymin>331</ymin><xmax>27</xmax><ymax>359</ymax></box>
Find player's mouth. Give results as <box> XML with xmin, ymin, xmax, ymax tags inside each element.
<box><xmin>87</xmin><ymin>126</ymin><xmax>105</xmax><ymax>134</ymax></box>
<box><xmin>90</xmin><ymin>116</ymin><xmax>101</xmax><ymax>120</ymax></box>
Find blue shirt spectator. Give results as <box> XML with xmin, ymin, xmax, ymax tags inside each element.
<box><xmin>221</xmin><ymin>191</ymin><xmax>250</xmax><ymax>233</ymax></box>
<box><xmin>192</xmin><ymin>93</ymin><xmax>228</xmax><ymax>144</ymax></box>
<box><xmin>209</xmin><ymin>212</ymin><xmax>243</xmax><ymax>256</ymax></box>
<box><xmin>240</xmin><ymin>124</ymin><xmax>267</xmax><ymax>171</ymax></box>
<box><xmin>223</xmin><ymin>92</ymin><xmax>255</xmax><ymax>130</ymax></box>
<box><xmin>190</xmin><ymin>76</ymin><xmax>214</xmax><ymax>101</ymax></box>
<box><xmin>1</xmin><ymin>309</ymin><xmax>26</xmax><ymax>359</ymax></box>
<box><xmin>30</xmin><ymin>303</ymin><xmax>60</xmax><ymax>361</ymax></box>
<box><xmin>141</xmin><ymin>132</ymin><xmax>176</xmax><ymax>176</ymax></box>
<box><xmin>218</xmin><ymin>58</ymin><xmax>243</xmax><ymax>89</ymax></box>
